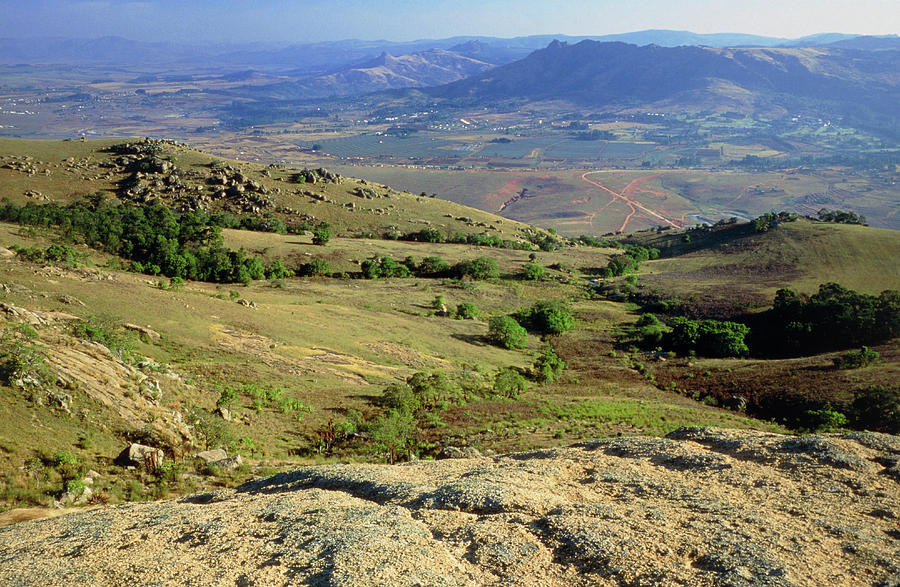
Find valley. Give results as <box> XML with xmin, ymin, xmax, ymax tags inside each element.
<box><xmin>0</xmin><ymin>18</ymin><xmax>897</xmax><ymax>583</ymax></box>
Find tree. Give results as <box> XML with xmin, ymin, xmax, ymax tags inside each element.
<box><xmin>489</xmin><ymin>316</ymin><xmax>527</xmax><ymax>349</ymax></box>
<box><xmin>370</xmin><ymin>410</ymin><xmax>416</xmax><ymax>464</ymax></box>
<box><xmin>380</xmin><ymin>383</ymin><xmax>420</xmax><ymax>416</ymax></box>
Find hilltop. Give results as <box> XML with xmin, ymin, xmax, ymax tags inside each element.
<box><xmin>1</xmin><ymin>427</ymin><xmax>898</xmax><ymax>585</ymax></box>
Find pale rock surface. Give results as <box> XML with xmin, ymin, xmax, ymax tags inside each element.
<box><xmin>1</xmin><ymin>428</ymin><xmax>898</xmax><ymax>586</ymax></box>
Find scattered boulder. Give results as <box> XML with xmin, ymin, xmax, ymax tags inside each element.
<box><xmin>438</xmin><ymin>446</ymin><xmax>483</xmax><ymax>459</ymax></box>
<box><xmin>196</xmin><ymin>449</ymin><xmax>228</xmax><ymax>464</ymax></box>
<box><xmin>117</xmin><ymin>443</ymin><xmax>164</xmax><ymax>469</ymax></box>
<box><xmin>210</xmin><ymin>454</ymin><xmax>243</xmax><ymax>472</ymax></box>
<box><xmin>123</xmin><ymin>323</ymin><xmax>161</xmax><ymax>341</ymax></box>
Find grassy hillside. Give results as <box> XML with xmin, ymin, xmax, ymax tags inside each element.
<box><xmin>0</xmin><ymin>138</ymin><xmax>547</xmax><ymax>243</ymax></box>
<box><xmin>0</xmin><ymin>138</ymin><xmax>896</xmax><ymax>515</ymax></box>
<box><xmin>620</xmin><ymin>218</ymin><xmax>900</xmax><ymax>315</ymax></box>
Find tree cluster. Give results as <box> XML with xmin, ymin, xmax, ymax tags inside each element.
<box><xmin>0</xmin><ymin>200</ymin><xmax>280</xmax><ymax>284</ymax></box>
<box><xmin>762</xmin><ymin>283</ymin><xmax>900</xmax><ymax>355</ymax></box>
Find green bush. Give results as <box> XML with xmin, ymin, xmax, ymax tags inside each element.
<box><xmin>489</xmin><ymin>316</ymin><xmax>528</xmax><ymax>349</ymax></box>
<box><xmin>418</xmin><ymin>255</ymin><xmax>450</xmax><ymax>276</ymax></box>
<box><xmin>493</xmin><ymin>368</ymin><xmax>528</xmax><ymax>399</ymax></box>
<box><xmin>849</xmin><ymin>386</ymin><xmax>899</xmax><ymax>433</ymax></box>
<box><xmin>532</xmin><ymin>343</ymin><xmax>566</xmax><ymax>384</ymax></box>
<box><xmin>518</xmin><ymin>301</ymin><xmax>575</xmax><ymax>335</ymax></box>
<box><xmin>311</xmin><ymin>222</ymin><xmax>332</xmax><ymax>245</ymax></box>
<box><xmin>833</xmin><ymin>346</ymin><xmax>880</xmax><ymax>369</ymax></box>
<box><xmin>216</xmin><ymin>388</ymin><xmax>238</xmax><ymax>408</ymax></box>
<box><xmin>452</xmin><ymin>257</ymin><xmax>499</xmax><ymax>280</ymax></box>
<box><xmin>802</xmin><ymin>406</ymin><xmax>847</xmax><ymax>432</ymax></box>
<box><xmin>362</xmin><ymin>256</ymin><xmax>411</xmax><ymax>279</ymax></box>
<box><xmin>71</xmin><ymin>318</ymin><xmax>136</xmax><ymax>361</ymax></box>
<box><xmin>455</xmin><ymin>302</ymin><xmax>479</xmax><ymax>320</ymax></box>
<box><xmin>266</xmin><ymin>260</ymin><xmax>292</xmax><ymax>279</ymax></box>
<box><xmin>666</xmin><ymin>317</ymin><xmax>749</xmax><ymax>357</ymax></box>
<box><xmin>522</xmin><ymin>263</ymin><xmax>545</xmax><ymax>281</ymax></box>
<box><xmin>300</xmin><ymin>258</ymin><xmax>331</xmax><ymax>277</ymax></box>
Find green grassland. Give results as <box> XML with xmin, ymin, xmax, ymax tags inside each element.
<box><xmin>632</xmin><ymin>219</ymin><xmax>900</xmax><ymax>307</ymax></box>
<box><xmin>0</xmin><ymin>138</ymin><xmax>896</xmax><ymax>514</ymax></box>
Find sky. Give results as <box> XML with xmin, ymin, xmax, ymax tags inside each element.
<box><xmin>1</xmin><ymin>0</ymin><xmax>898</xmax><ymax>44</ymax></box>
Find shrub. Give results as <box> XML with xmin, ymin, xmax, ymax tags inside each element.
<box><xmin>300</xmin><ymin>258</ymin><xmax>331</xmax><ymax>277</ymax></box>
<box><xmin>216</xmin><ymin>388</ymin><xmax>238</xmax><ymax>408</ymax></box>
<box><xmin>489</xmin><ymin>316</ymin><xmax>528</xmax><ymax>349</ymax></box>
<box><xmin>532</xmin><ymin>343</ymin><xmax>566</xmax><ymax>384</ymax></box>
<box><xmin>431</xmin><ymin>295</ymin><xmax>447</xmax><ymax>311</ymax></box>
<box><xmin>362</xmin><ymin>256</ymin><xmax>410</xmax><ymax>279</ymax></box>
<box><xmin>418</xmin><ymin>255</ymin><xmax>449</xmax><ymax>276</ymax></box>
<box><xmin>849</xmin><ymin>386</ymin><xmax>899</xmax><ymax>434</ymax></box>
<box><xmin>636</xmin><ymin>313</ymin><xmax>660</xmax><ymax>327</ymax></box>
<box><xmin>666</xmin><ymin>317</ymin><xmax>749</xmax><ymax>357</ymax></box>
<box><xmin>311</xmin><ymin>222</ymin><xmax>332</xmax><ymax>245</ymax></box>
<box><xmin>518</xmin><ymin>301</ymin><xmax>575</xmax><ymax>335</ymax></box>
<box><xmin>452</xmin><ymin>257</ymin><xmax>499</xmax><ymax>280</ymax></box>
<box><xmin>522</xmin><ymin>263</ymin><xmax>545</xmax><ymax>281</ymax></box>
<box><xmin>801</xmin><ymin>406</ymin><xmax>847</xmax><ymax>432</ymax></box>
<box><xmin>455</xmin><ymin>302</ymin><xmax>479</xmax><ymax>320</ymax></box>
<box><xmin>833</xmin><ymin>346</ymin><xmax>880</xmax><ymax>369</ymax></box>
<box><xmin>266</xmin><ymin>260</ymin><xmax>292</xmax><ymax>279</ymax></box>
<box><xmin>493</xmin><ymin>368</ymin><xmax>528</xmax><ymax>399</ymax></box>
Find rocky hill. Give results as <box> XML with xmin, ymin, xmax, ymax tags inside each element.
<box><xmin>1</xmin><ymin>427</ymin><xmax>898</xmax><ymax>585</ymax></box>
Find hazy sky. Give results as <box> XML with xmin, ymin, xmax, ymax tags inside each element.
<box><xmin>2</xmin><ymin>0</ymin><xmax>898</xmax><ymax>43</ymax></box>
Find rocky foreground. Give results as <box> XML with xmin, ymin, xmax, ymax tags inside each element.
<box><xmin>1</xmin><ymin>427</ymin><xmax>898</xmax><ymax>586</ymax></box>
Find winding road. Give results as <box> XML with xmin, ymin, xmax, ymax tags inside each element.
<box><xmin>581</xmin><ymin>171</ymin><xmax>683</xmax><ymax>232</ymax></box>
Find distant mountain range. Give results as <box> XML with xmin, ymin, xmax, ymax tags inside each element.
<box><xmin>1</xmin><ymin>31</ymin><xmax>897</xmax><ymax>70</ymax></box>
<box><xmin>423</xmin><ymin>40</ymin><xmax>900</xmax><ymax>123</ymax></box>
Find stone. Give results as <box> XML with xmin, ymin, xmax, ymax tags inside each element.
<box><xmin>438</xmin><ymin>446</ymin><xmax>483</xmax><ymax>459</ymax></box>
<box><xmin>117</xmin><ymin>443</ymin><xmax>164</xmax><ymax>469</ymax></box>
<box><xmin>3</xmin><ymin>428</ymin><xmax>899</xmax><ymax>586</ymax></box>
<box><xmin>209</xmin><ymin>454</ymin><xmax>243</xmax><ymax>472</ymax></box>
<box><xmin>196</xmin><ymin>449</ymin><xmax>228</xmax><ymax>464</ymax></box>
